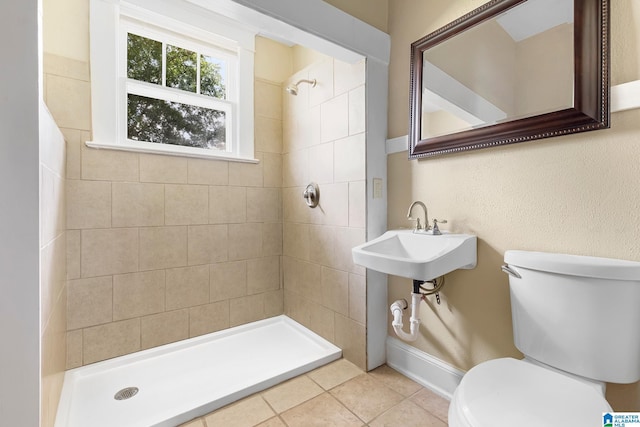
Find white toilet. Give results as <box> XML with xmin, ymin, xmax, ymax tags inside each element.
<box><xmin>448</xmin><ymin>250</ymin><xmax>640</xmax><ymax>427</ymax></box>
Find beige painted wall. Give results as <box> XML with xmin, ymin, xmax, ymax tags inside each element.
<box><xmin>322</xmin><ymin>0</ymin><xmax>388</xmax><ymax>32</ymax></box>
<box><xmin>388</xmin><ymin>0</ymin><xmax>640</xmax><ymax>411</ymax></box>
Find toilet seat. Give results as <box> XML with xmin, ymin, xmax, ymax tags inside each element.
<box><xmin>450</xmin><ymin>358</ymin><xmax>612</xmax><ymax>427</ymax></box>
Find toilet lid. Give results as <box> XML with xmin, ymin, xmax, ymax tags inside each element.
<box><xmin>456</xmin><ymin>358</ymin><xmax>612</xmax><ymax>427</ymax></box>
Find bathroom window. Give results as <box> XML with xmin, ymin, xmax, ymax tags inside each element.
<box><xmin>89</xmin><ymin>0</ymin><xmax>257</xmax><ymax>162</ymax></box>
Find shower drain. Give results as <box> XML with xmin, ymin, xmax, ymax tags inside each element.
<box><xmin>114</xmin><ymin>387</ymin><xmax>139</xmax><ymax>401</ymax></box>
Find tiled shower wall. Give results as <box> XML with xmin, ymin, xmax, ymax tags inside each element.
<box><xmin>46</xmin><ymin>38</ymin><xmax>369</xmax><ymax>370</ymax></box>
<box><xmin>44</xmin><ymin>51</ymin><xmax>285</xmax><ymax>368</ymax></box>
<box><xmin>40</xmin><ymin>105</ymin><xmax>67</xmax><ymax>427</ymax></box>
<box><xmin>282</xmin><ymin>57</ymin><xmax>368</xmax><ymax>369</ymax></box>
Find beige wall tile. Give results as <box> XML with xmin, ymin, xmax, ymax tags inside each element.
<box><xmin>284</xmin><ymin>290</ymin><xmax>310</xmax><ymax>327</ymax></box>
<box><xmin>283</xmin><ymin>257</ymin><xmax>322</xmax><ymax>303</ymax></box>
<box><xmin>308</xmin><ymin>105</ymin><xmax>322</xmax><ymax>148</ymax></box>
<box><xmin>66</xmin><ymin>180</ymin><xmax>111</xmax><ymax>229</ymax></box>
<box><xmin>334</xmin><ymin>314</ymin><xmax>366</xmax><ymax>370</ymax></box>
<box><xmin>255</xmin><ymin>116</ymin><xmax>283</xmax><ymax>154</ymax></box>
<box><xmin>283</xmin><ymin>222</ymin><xmax>309</xmax><ymax>261</ymax></box>
<box><xmin>40</xmin><ymin>166</ymin><xmax>65</xmax><ymax>245</ymax></box>
<box><xmin>247</xmin><ymin>188</ymin><xmax>281</xmax><ymax>222</ymax></box>
<box><xmin>112</xmin><ymin>182</ymin><xmax>164</xmax><ymax>227</ymax></box>
<box><xmin>262</xmin><ymin>152</ymin><xmax>283</xmax><ymax>188</ymax></box>
<box><xmin>255</xmin><ymin>79</ymin><xmax>282</xmax><ymax>120</ymax></box>
<box><xmin>348</xmin><ymin>181</ymin><xmax>366</xmax><ymax>228</ymax></box>
<box><xmin>319</xmin><ymin>183</ymin><xmax>349</xmax><ymax>227</ymax></box>
<box><xmin>247</xmin><ymin>256</ymin><xmax>280</xmax><ymax>295</ymax></box>
<box><xmin>67</xmin><ymin>276</ymin><xmax>112</xmax><ymax>330</ymax></box>
<box><xmin>45</xmin><ymin>75</ymin><xmax>91</xmax><ymax>130</ymax></box>
<box><xmin>282</xmin><ymin>149</ymin><xmax>308</xmax><ymax>188</ymax></box>
<box><xmin>140</xmin><ymin>153</ymin><xmax>188</xmax><ymax>183</ymax></box>
<box><xmin>41</xmin><ymin>235</ymin><xmax>67</xmax><ymax>331</ymax></box>
<box><xmin>83</xmin><ymin>319</ymin><xmax>141</xmax><ymax>364</ymax></box>
<box><xmin>309</xmin><ymin>59</ymin><xmax>334</xmax><ymax>107</ymax></box>
<box><xmin>209</xmin><ymin>186</ymin><xmax>247</xmax><ymax>224</ymax></box>
<box><xmin>210</xmin><ymin>261</ymin><xmax>247</xmax><ymax>302</ymax></box>
<box><xmin>208</xmin><ymin>186</ymin><xmax>229</xmax><ymax>224</ymax></box>
<box><xmin>228</xmin><ymin>223</ymin><xmax>262</xmax><ymax>260</ymax></box>
<box><xmin>334</xmin><ymin>133</ymin><xmax>366</xmax><ymax>183</ymax></box>
<box><xmin>320</xmin><ymin>93</ymin><xmax>349</xmax><ymax>143</ymax></box>
<box><xmin>113</xmin><ymin>270</ymin><xmax>165</xmax><ymax>321</ymax></box>
<box><xmin>189</xmin><ymin>301</ymin><xmax>230</xmax><ymax>337</ymax></box>
<box><xmin>335</xmin><ymin>59</ymin><xmax>365</xmax><ymax>96</ymax></box>
<box><xmin>308</xmin><ymin>143</ymin><xmax>334</xmax><ymax>184</ymax></box>
<box><xmin>39</xmin><ymin>167</ymin><xmax>60</xmax><ymax>243</ymax></box>
<box><xmin>308</xmin><ymin>302</ymin><xmax>335</xmax><ymax>342</ymax></box>
<box><xmin>188</xmin><ymin>224</ymin><xmax>228</xmax><ymax>265</ymax></box>
<box><xmin>60</xmin><ymin>128</ymin><xmax>82</xmax><ymax>180</ymax></box>
<box><xmin>165</xmin><ymin>184</ymin><xmax>209</xmax><ymax>225</ymax></box>
<box><xmin>230</xmin><ymin>294</ymin><xmax>265</xmax><ymax>327</ymax></box>
<box><xmin>141</xmin><ymin>309</ymin><xmax>189</xmax><ymax>350</ymax></box>
<box><xmin>187</xmin><ymin>158</ymin><xmax>228</xmax><ymax>185</ymax></box>
<box><xmin>282</xmin><ymin>187</ymin><xmax>310</xmax><ymax>224</ymax></box>
<box><xmin>44</xmin><ymin>53</ymin><xmax>90</xmax><ymax>81</ymax></box>
<box><xmin>66</xmin><ymin>230</ymin><xmax>81</xmax><ymax>280</ymax></box>
<box><xmin>139</xmin><ymin>226</ymin><xmax>187</xmax><ymax>271</ymax></box>
<box><xmin>227</xmin><ymin>186</ymin><xmax>247</xmax><ymax>224</ymax></box>
<box><xmin>82</xmin><ymin>147</ymin><xmax>139</xmax><ymax>182</ymax></box>
<box><xmin>166</xmin><ymin>265</ymin><xmax>209</xmax><ymax>310</ymax></box>
<box><xmin>334</xmin><ymin>227</ymin><xmax>366</xmax><ymax>275</ymax></box>
<box><xmin>348</xmin><ymin>85</ymin><xmax>366</xmax><ymax>135</ymax></box>
<box><xmin>66</xmin><ymin>330</ymin><xmax>83</xmax><ymax>369</ymax></box>
<box><xmin>229</xmin><ymin>155</ymin><xmax>263</xmax><ymax>187</ymax></box>
<box><xmin>264</xmin><ymin>289</ymin><xmax>284</xmax><ymax>317</ymax></box>
<box><xmin>262</xmin><ymin>223</ymin><xmax>283</xmax><ymax>256</ymax></box>
<box><xmin>81</xmin><ymin>228</ymin><xmax>138</xmax><ymax>277</ymax></box>
<box><xmin>41</xmin><ymin>287</ymin><xmax>67</xmax><ymax>378</ymax></box>
<box><xmin>309</xmin><ymin>225</ymin><xmax>336</xmax><ymax>266</ymax></box>
<box><xmin>348</xmin><ymin>273</ymin><xmax>366</xmax><ymax>324</ymax></box>
<box><xmin>321</xmin><ymin>267</ymin><xmax>349</xmax><ymax>316</ymax></box>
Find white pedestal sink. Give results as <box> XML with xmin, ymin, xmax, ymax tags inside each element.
<box><xmin>352</xmin><ymin>229</ymin><xmax>477</xmax><ymax>280</ymax></box>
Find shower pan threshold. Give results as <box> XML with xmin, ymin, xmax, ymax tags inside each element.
<box><xmin>55</xmin><ymin>315</ymin><xmax>342</xmax><ymax>427</ymax></box>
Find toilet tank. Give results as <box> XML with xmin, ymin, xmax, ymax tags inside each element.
<box><xmin>504</xmin><ymin>250</ymin><xmax>640</xmax><ymax>384</ymax></box>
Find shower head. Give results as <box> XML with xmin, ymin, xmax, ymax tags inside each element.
<box><xmin>285</xmin><ymin>78</ymin><xmax>317</xmax><ymax>96</ymax></box>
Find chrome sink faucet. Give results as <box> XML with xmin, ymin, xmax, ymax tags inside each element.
<box><xmin>407</xmin><ymin>201</ymin><xmax>429</xmax><ymax>232</ymax></box>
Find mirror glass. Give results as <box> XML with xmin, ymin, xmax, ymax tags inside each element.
<box><xmin>409</xmin><ymin>0</ymin><xmax>609</xmax><ymax>158</ymax></box>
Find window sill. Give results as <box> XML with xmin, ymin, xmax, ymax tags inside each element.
<box><xmin>85</xmin><ymin>140</ymin><xmax>260</xmax><ymax>164</ymax></box>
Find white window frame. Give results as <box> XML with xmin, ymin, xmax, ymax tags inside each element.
<box><xmin>88</xmin><ymin>0</ymin><xmax>257</xmax><ymax>162</ymax></box>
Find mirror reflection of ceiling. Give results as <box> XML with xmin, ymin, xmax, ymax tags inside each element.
<box><xmin>496</xmin><ymin>0</ymin><xmax>573</xmax><ymax>41</ymax></box>
<box><xmin>421</xmin><ymin>0</ymin><xmax>574</xmax><ymax>140</ymax></box>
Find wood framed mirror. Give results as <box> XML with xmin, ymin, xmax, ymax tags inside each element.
<box><xmin>409</xmin><ymin>0</ymin><xmax>609</xmax><ymax>159</ymax></box>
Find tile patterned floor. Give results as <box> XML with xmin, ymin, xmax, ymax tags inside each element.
<box><xmin>179</xmin><ymin>359</ymin><xmax>449</xmax><ymax>427</ymax></box>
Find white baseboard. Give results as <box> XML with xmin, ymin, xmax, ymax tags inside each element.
<box><xmin>386</xmin><ymin>336</ymin><xmax>465</xmax><ymax>400</ymax></box>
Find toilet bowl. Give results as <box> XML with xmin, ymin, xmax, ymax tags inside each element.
<box><xmin>448</xmin><ymin>250</ymin><xmax>640</xmax><ymax>427</ymax></box>
<box><xmin>448</xmin><ymin>358</ymin><xmax>611</xmax><ymax>427</ymax></box>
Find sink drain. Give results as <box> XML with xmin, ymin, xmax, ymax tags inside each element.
<box><xmin>114</xmin><ymin>387</ymin><xmax>139</xmax><ymax>401</ymax></box>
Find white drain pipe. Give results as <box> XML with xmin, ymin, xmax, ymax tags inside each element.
<box><xmin>390</xmin><ymin>293</ymin><xmax>422</xmax><ymax>342</ymax></box>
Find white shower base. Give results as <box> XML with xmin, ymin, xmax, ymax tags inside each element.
<box><xmin>55</xmin><ymin>315</ymin><xmax>341</xmax><ymax>427</ymax></box>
